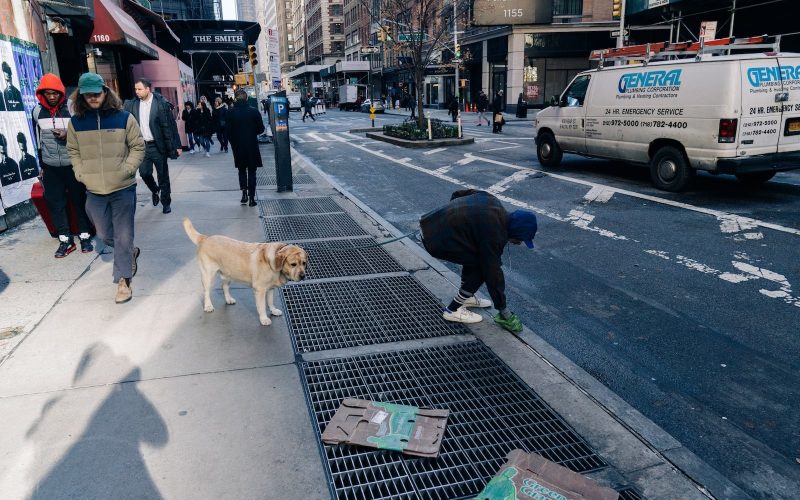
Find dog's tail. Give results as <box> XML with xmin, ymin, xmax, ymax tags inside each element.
<box><xmin>183</xmin><ymin>217</ymin><xmax>206</xmax><ymax>246</ymax></box>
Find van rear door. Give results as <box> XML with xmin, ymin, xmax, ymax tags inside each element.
<box><xmin>777</xmin><ymin>57</ymin><xmax>800</xmax><ymax>152</ymax></box>
<box><xmin>739</xmin><ymin>58</ymin><xmax>782</xmax><ymax>157</ymax></box>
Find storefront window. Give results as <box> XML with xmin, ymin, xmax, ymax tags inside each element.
<box><xmin>523</xmin><ymin>58</ymin><xmax>545</xmax><ymax>107</ymax></box>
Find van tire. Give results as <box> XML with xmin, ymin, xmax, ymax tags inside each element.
<box><xmin>537</xmin><ymin>132</ymin><xmax>562</xmax><ymax>167</ymax></box>
<box><xmin>650</xmin><ymin>146</ymin><xmax>694</xmax><ymax>192</ymax></box>
<box><xmin>735</xmin><ymin>171</ymin><xmax>776</xmax><ymax>185</ymax></box>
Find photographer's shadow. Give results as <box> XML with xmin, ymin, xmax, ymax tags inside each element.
<box><xmin>30</xmin><ymin>343</ymin><xmax>168</xmax><ymax>499</ymax></box>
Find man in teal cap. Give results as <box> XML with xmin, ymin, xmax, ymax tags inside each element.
<box><xmin>67</xmin><ymin>73</ymin><xmax>145</xmax><ymax>303</ymax></box>
<box><xmin>420</xmin><ymin>189</ymin><xmax>537</xmax><ymax>334</ymax></box>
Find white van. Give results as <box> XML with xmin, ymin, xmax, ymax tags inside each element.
<box><xmin>534</xmin><ymin>36</ymin><xmax>800</xmax><ymax>191</ymax></box>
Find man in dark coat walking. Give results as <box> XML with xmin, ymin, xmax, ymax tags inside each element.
<box><xmin>226</xmin><ymin>89</ymin><xmax>265</xmax><ymax>206</ymax></box>
<box><xmin>492</xmin><ymin>90</ymin><xmax>504</xmax><ymax>133</ymax></box>
<box><xmin>419</xmin><ymin>189</ymin><xmax>538</xmax><ymax>334</ymax></box>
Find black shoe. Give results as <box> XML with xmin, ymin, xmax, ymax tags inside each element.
<box><xmin>162</xmin><ymin>205</ymin><xmax>171</xmax><ymax>214</ymax></box>
<box><xmin>152</xmin><ymin>191</ymin><xmax>160</xmax><ymax>206</ymax></box>
<box><xmin>55</xmin><ymin>238</ymin><xmax>76</xmax><ymax>258</ymax></box>
<box><xmin>80</xmin><ymin>237</ymin><xmax>94</xmax><ymax>253</ymax></box>
<box><xmin>240</xmin><ymin>190</ymin><xmax>248</xmax><ymax>205</ymax></box>
<box><xmin>248</xmin><ymin>196</ymin><xmax>257</xmax><ymax>207</ymax></box>
<box><xmin>132</xmin><ymin>247</ymin><xmax>140</xmax><ymax>276</ymax></box>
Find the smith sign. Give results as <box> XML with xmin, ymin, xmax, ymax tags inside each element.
<box><xmin>181</xmin><ymin>31</ymin><xmax>248</xmax><ymax>51</ymax></box>
<box><xmin>473</xmin><ymin>0</ymin><xmax>553</xmax><ymax>26</ymax></box>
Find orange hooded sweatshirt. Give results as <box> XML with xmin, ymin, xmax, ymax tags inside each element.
<box><xmin>36</xmin><ymin>73</ymin><xmax>67</xmax><ymax>113</ymax></box>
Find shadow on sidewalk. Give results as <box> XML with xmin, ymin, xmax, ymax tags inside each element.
<box><xmin>28</xmin><ymin>343</ymin><xmax>168</xmax><ymax>499</ymax></box>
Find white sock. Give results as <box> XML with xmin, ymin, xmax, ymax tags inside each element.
<box><xmin>79</xmin><ymin>232</ymin><xmax>90</xmax><ymax>240</ymax></box>
<box><xmin>58</xmin><ymin>235</ymin><xmax>70</xmax><ymax>242</ymax></box>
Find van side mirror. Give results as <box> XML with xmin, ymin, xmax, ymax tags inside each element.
<box><xmin>550</xmin><ymin>95</ymin><xmax>560</xmax><ymax>107</ymax></box>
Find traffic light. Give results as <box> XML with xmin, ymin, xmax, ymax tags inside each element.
<box><xmin>248</xmin><ymin>45</ymin><xmax>258</xmax><ymax>68</ymax></box>
<box><xmin>455</xmin><ymin>44</ymin><xmax>461</xmax><ymax>58</ymax></box>
<box><xmin>379</xmin><ymin>26</ymin><xmax>393</xmax><ymax>42</ymax></box>
<box><xmin>377</xmin><ymin>27</ymin><xmax>385</xmax><ymax>42</ymax></box>
<box><xmin>612</xmin><ymin>0</ymin><xmax>622</xmax><ymax>20</ymax></box>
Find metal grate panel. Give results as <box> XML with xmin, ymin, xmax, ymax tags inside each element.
<box><xmin>299</xmin><ymin>238</ymin><xmax>406</xmax><ymax>280</ymax></box>
<box><xmin>301</xmin><ymin>342</ymin><xmax>607</xmax><ymax>500</ymax></box>
<box><xmin>617</xmin><ymin>487</ymin><xmax>644</xmax><ymax>500</ymax></box>
<box><xmin>262</xmin><ymin>213</ymin><xmax>369</xmax><ymax>241</ymax></box>
<box><xmin>259</xmin><ymin>197</ymin><xmax>343</xmax><ymax>216</ymax></box>
<box><xmin>283</xmin><ymin>275</ymin><xmax>468</xmax><ymax>352</ymax></box>
<box><xmin>256</xmin><ymin>170</ymin><xmax>315</xmax><ymax>186</ymax></box>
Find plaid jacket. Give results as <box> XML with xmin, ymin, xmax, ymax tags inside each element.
<box><xmin>420</xmin><ymin>190</ymin><xmax>509</xmax><ymax>307</ymax></box>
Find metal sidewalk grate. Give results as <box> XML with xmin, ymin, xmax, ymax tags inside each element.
<box><xmin>283</xmin><ymin>275</ymin><xmax>468</xmax><ymax>352</ymax></box>
<box><xmin>262</xmin><ymin>213</ymin><xmax>369</xmax><ymax>241</ymax></box>
<box><xmin>617</xmin><ymin>487</ymin><xmax>644</xmax><ymax>500</ymax></box>
<box><xmin>301</xmin><ymin>342</ymin><xmax>607</xmax><ymax>500</ymax></box>
<box><xmin>259</xmin><ymin>197</ymin><xmax>343</xmax><ymax>216</ymax></box>
<box><xmin>299</xmin><ymin>238</ymin><xmax>406</xmax><ymax>280</ymax></box>
<box><xmin>256</xmin><ymin>171</ymin><xmax>315</xmax><ymax>186</ymax></box>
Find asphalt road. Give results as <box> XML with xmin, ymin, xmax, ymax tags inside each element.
<box><xmin>286</xmin><ymin>108</ymin><xmax>800</xmax><ymax>498</ymax></box>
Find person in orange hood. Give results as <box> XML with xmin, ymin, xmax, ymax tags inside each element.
<box><xmin>33</xmin><ymin>73</ymin><xmax>94</xmax><ymax>257</ymax></box>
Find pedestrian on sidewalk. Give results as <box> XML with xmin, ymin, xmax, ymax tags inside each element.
<box><xmin>195</xmin><ymin>100</ymin><xmax>213</xmax><ymax>157</ymax></box>
<box><xmin>448</xmin><ymin>95</ymin><xmax>459</xmax><ymax>123</ymax></box>
<box><xmin>213</xmin><ymin>97</ymin><xmax>229</xmax><ymax>153</ymax></box>
<box><xmin>226</xmin><ymin>88</ymin><xmax>265</xmax><ymax>207</ymax></box>
<box><xmin>409</xmin><ymin>95</ymin><xmax>417</xmax><ymax>120</ymax></box>
<box><xmin>261</xmin><ymin>98</ymin><xmax>268</xmax><ymax>115</ymax></box>
<box><xmin>475</xmin><ymin>90</ymin><xmax>490</xmax><ymax>126</ymax></box>
<box><xmin>124</xmin><ymin>78</ymin><xmax>181</xmax><ymax>214</ymax></box>
<box><xmin>32</xmin><ymin>73</ymin><xmax>93</xmax><ymax>257</ymax></box>
<box><xmin>492</xmin><ymin>90</ymin><xmax>505</xmax><ymax>133</ymax></box>
<box><xmin>181</xmin><ymin>101</ymin><xmax>197</xmax><ymax>153</ymax></box>
<box><xmin>419</xmin><ymin>189</ymin><xmax>537</xmax><ymax>334</ymax></box>
<box><xmin>67</xmin><ymin>72</ymin><xmax>145</xmax><ymax>304</ymax></box>
<box><xmin>302</xmin><ymin>92</ymin><xmax>316</xmax><ymax>122</ymax></box>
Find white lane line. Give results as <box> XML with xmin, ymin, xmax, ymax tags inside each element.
<box><xmin>343</xmin><ymin>132</ymin><xmax>363</xmax><ymax>140</ymax></box>
<box><xmin>584</xmin><ymin>186</ymin><xmax>615</xmax><ymax>203</ymax></box>
<box><xmin>456</xmin><ymin>157</ymin><xmax>477</xmax><ymax>165</ymax></box>
<box><xmin>424</xmin><ymin>148</ymin><xmax>448</xmax><ymax>155</ymax></box>
<box><xmin>306</xmin><ymin>133</ymin><xmax>329</xmax><ymax>142</ymax></box>
<box><xmin>488</xmin><ymin>171</ymin><xmax>536</xmax><ymax>194</ymax></box>
<box><xmin>292</xmin><ymin>135</ymin><xmax>306</xmax><ymax>143</ymax></box>
<box><xmin>484</xmin><ymin>145</ymin><xmax>521</xmax><ymax>152</ymax></box>
<box><xmin>464</xmin><ymin>152</ymin><xmax>800</xmax><ymax>237</ymax></box>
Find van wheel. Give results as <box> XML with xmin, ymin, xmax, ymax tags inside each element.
<box><xmin>650</xmin><ymin>146</ymin><xmax>694</xmax><ymax>192</ymax></box>
<box><xmin>736</xmin><ymin>171</ymin><xmax>776</xmax><ymax>185</ymax></box>
<box><xmin>537</xmin><ymin>132</ymin><xmax>562</xmax><ymax>167</ymax></box>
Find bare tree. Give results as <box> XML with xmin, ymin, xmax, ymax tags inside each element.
<box><xmin>370</xmin><ymin>0</ymin><xmax>471</xmax><ymax>127</ymax></box>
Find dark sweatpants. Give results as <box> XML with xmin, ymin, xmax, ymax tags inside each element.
<box><xmin>140</xmin><ymin>143</ymin><xmax>171</xmax><ymax>206</ymax></box>
<box><xmin>238</xmin><ymin>166</ymin><xmax>257</xmax><ymax>199</ymax></box>
<box><xmin>84</xmin><ymin>184</ymin><xmax>137</xmax><ymax>283</ymax></box>
<box><xmin>460</xmin><ymin>264</ymin><xmax>507</xmax><ymax>311</ymax></box>
<box><xmin>41</xmin><ymin>163</ymin><xmax>92</xmax><ymax>237</ymax></box>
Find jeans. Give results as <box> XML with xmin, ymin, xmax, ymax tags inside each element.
<box><xmin>196</xmin><ymin>134</ymin><xmax>210</xmax><ymax>152</ymax></box>
<box><xmin>187</xmin><ymin>132</ymin><xmax>196</xmax><ymax>151</ymax></box>
<box><xmin>139</xmin><ymin>143</ymin><xmax>171</xmax><ymax>206</ymax></box>
<box><xmin>41</xmin><ymin>163</ymin><xmax>92</xmax><ymax>236</ymax></box>
<box><xmin>217</xmin><ymin>129</ymin><xmax>228</xmax><ymax>151</ymax></box>
<box><xmin>238</xmin><ymin>166</ymin><xmax>257</xmax><ymax>199</ymax></box>
<box><xmin>84</xmin><ymin>184</ymin><xmax>137</xmax><ymax>283</ymax></box>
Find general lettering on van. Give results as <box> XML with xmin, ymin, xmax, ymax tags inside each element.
<box><xmin>618</xmin><ymin>69</ymin><xmax>682</xmax><ymax>93</ymax></box>
<box><xmin>747</xmin><ymin>65</ymin><xmax>800</xmax><ymax>87</ymax></box>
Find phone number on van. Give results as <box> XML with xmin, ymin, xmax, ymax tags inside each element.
<box><xmin>602</xmin><ymin>119</ymin><xmax>688</xmax><ymax>128</ymax></box>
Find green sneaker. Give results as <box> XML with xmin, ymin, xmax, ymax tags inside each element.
<box><xmin>494</xmin><ymin>313</ymin><xmax>523</xmax><ymax>334</ymax></box>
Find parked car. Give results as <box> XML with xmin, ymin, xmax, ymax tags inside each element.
<box><xmin>360</xmin><ymin>99</ymin><xmax>385</xmax><ymax>113</ymax></box>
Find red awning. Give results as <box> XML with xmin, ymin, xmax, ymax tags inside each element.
<box><xmin>90</xmin><ymin>0</ymin><xmax>159</xmax><ymax>59</ymax></box>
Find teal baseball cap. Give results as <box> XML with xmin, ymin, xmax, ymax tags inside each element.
<box><xmin>78</xmin><ymin>73</ymin><xmax>105</xmax><ymax>94</ymax></box>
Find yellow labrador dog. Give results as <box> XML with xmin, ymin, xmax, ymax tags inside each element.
<box><xmin>183</xmin><ymin>218</ymin><xmax>307</xmax><ymax>326</ymax></box>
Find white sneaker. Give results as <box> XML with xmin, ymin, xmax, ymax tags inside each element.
<box><xmin>462</xmin><ymin>296</ymin><xmax>492</xmax><ymax>308</ymax></box>
<box><xmin>442</xmin><ymin>306</ymin><xmax>482</xmax><ymax>324</ymax></box>
<box><xmin>205</xmin><ymin>152</ymin><xmax>211</xmax><ymax>157</ymax></box>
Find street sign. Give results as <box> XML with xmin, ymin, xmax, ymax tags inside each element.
<box><xmin>398</xmin><ymin>33</ymin><xmax>427</xmax><ymax>42</ymax></box>
<box><xmin>451</xmin><ymin>58</ymin><xmax>463</xmax><ymax>64</ymax></box>
<box><xmin>361</xmin><ymin>46</ymin><xmax>380</xmax><ymax>54</ymax></box>
<box><xmin>611</xmin><ymin>30</ymin><xmax>629</xmax><ymax>37</ymax></box>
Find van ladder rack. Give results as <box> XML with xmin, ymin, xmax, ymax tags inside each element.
<box><xmin>590</xmin><ymin>35</ymin><xmax>781</xmax><ymax>68</ymax></box>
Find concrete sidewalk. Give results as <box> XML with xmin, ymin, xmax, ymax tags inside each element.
<box><xmin>0</xmin><ymin>137</ymin><xmax>741</xmax><ymax>498</ymax></box>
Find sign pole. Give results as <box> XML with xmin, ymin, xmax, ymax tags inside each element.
<box><xmin>453</xmin><ymin>0</ymin><xmax>459</xmax><ymax>111</ymax></box>
<box><xmin>616</xmin><ymin>0</ymin><xmax>626</xmax><ymax>49</ymax></box>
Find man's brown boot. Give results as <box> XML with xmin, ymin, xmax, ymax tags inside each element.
<box><xmin>115</xmin><ymin>278</ymin><xmax>132</xmax><ymax>304</ymax></box>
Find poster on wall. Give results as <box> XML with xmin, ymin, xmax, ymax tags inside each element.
<box><xmin>0</xmin><ymin>34</ymin><xmax>42</xmax><ymax>211</ymax></box>
<box><xmin>267</xmin><ymin>27</ymin><xmax>280</xmax><ymax>90</ymax></box>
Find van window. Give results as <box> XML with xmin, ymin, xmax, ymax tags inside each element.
<box><xmin>563</xmin><ymin>75</ymin><xmax>590</xmax><ymax>107</ymax></box>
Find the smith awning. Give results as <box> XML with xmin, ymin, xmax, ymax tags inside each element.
<box><xmin>91</xmin><ymin>0</ymin><xmax>159</xmax><ymax>59</ymax></box>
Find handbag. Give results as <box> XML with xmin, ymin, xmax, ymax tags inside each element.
<box><xmin>494</xmin><ymin>113</ymin><xmax>503</xmax><ymax>124</ymax></box>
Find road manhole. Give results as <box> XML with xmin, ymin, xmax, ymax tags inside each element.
<box><xmin>298</xmin><ymin>238</ymin><xmax>405</xmax><ymax>280</ymax></box>
<box><xmin>301</xmin><ymin>341</ymin><xmax>607</xmax><ymax>499</ymax></box>
<box><xmin>262</xmin><ymin>213</ymin><xmax>368</xmax><ymax>241</ymax></box>
<box><xmin>282</xmin><ymin>275</ymin><xmax>467</xmax><ymax>352</ymax></box>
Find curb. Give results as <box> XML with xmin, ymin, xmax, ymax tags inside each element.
<box><xmin>365</xmin><ymin>132</ymin><xmax>474</xmax><ymax>148</ymax></box>
<box><xmin>290</xmin><ymin>146</ymin><xmax>747</xmax><ymax>500</ymax></box>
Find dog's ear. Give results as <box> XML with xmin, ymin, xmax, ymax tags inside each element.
<box><xmin>272</xmin><ymin>245</ymin><xmax>288</xmax><ymax>271</ymax></box>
